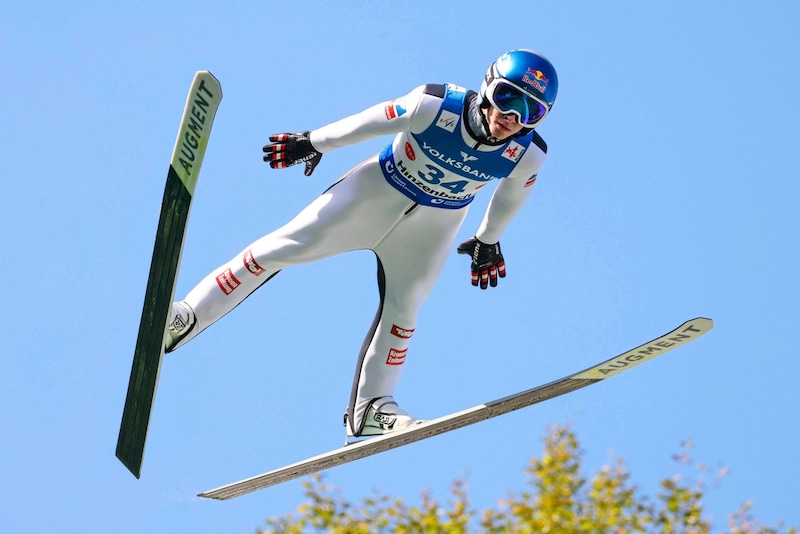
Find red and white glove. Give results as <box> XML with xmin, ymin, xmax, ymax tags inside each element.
<box><xmin>457</xmin><ymin>237</ymin><xmax>506</xmax><ymax>289</ymax></box>
<box><xmin>262</xmin><ymin>131</ymin><xmax>322</xmax><ymax>176</ymax></box>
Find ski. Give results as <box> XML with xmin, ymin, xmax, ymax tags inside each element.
<box><xmin>199</xmin><ymin>317</ymin><xmax>713</xmax><ymax>500</ymax></box>
<box><xmin>116</xmin><ymin>71</ymin><xmax>222</xmax><ymax>478</ymax></box>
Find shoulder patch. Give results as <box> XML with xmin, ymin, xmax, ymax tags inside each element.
<box><xmin>531</xmin><ymin>130</ymin><xmax>547</xmax><ymax>154</ymax></box>
<box><xmin>423</xmin><ymin>84</ymin><xmax>446</xmax><ymax>99</ymax></box>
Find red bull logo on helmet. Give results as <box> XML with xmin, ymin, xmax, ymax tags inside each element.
<box><xmin>523</xmin><ymin>68</ymin><xmax>548</xmax><ymax>94</ymax></box>
<box><xmin>527</xmin><ymin>68</ymin><xmax>549</xmax><ymax>83</ymax></box>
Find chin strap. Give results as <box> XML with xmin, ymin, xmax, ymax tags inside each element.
<box><xmin>477</xmin><ymin>100</ymin><xmax>497</xmax><ymax>142</ymax></box>
<box><xmin>465</xmin><ymin>94</ymin><xmax>500</xmax><ymax>146</ymax></box>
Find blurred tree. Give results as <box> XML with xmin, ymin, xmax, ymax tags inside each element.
<box><xmin>258</xmin><ymin>425</ymin><xmax>796</xmax><ymax>534</ymax></box>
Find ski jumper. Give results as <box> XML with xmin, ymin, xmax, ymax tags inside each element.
<box><xmin>175</xmin><ymin>83</ymin><xmax>548</xmax><ymax>435</ymax></box>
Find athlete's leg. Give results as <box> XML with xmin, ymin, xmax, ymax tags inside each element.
<box><xmin>173</xmin><ymin>156</ymin><xmax>415</xmax><ymax>349</ymax></box>
<box><xmin>347</xmin><ymin>203</ymin><xmax>469</xmax><ymax>435</ymax></box>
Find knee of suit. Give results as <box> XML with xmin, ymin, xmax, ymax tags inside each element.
<box><xmin>382</xmin><ymin>291</ymin><xmax>428</xmax><ymax>322</ymax></box>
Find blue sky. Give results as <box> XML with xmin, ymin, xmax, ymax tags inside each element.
<box><xmin>2</xmin><ymin>1</ymin><xmax>798</xmax><ymax>532</ymax></box>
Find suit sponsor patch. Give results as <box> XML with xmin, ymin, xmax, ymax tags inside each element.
<box><xmin>386</xmin><ymin>348</ymin><xmax>407</xmax><ymax>365</ymax></box>
<box><xmin>216</xmin><ymin>268</ymin><xmax>241</xmax><ymax>295</ymax></box>
<box><xmin>243</xmin><ymin>249</ymin><xmax>265</xmax><ymax>275</ymax></box>
<box><xmin>391</xmin><ymin>324</ymin><xmax>415</xmax><ymax>339</ymax></box>
<box><xmin>384</xmin><ymin>98</ymin><xmax>407</xmax><ymax>120</ymax></box>
<box><xmin>405</xmin><ymin>142</ymin><xmax>416</xmax><ymax>161</ymax></box>
<box><xmin>435</xmin><ymin>110</ymin><xmax>459</xmax><ymax>133</ymax></box>
<box><xmin>502</xmin><ymin>141</ymin><xmax>525</xmax><ymax>162</ymax></box>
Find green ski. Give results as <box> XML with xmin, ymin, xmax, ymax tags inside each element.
<box><xmin>117</xmin><ymin>71</ymin><xmax>222</xmax><ymax>478</ymax></box>
<box><xmin>199</xmin><ymin>317</ymin><xmax>712</xmax><ymax>500</ymax></box>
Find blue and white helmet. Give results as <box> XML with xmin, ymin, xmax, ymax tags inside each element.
<box><xmin>480</xmin><ymin>49</ymin><xmax>558</xmax><ymax>128</ymax></box>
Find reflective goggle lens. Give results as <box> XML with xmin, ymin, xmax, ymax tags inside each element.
<box><xmin>490</xmin><ymin>81</ymin><xmax>548</xmax><ymax>126</ymax></box>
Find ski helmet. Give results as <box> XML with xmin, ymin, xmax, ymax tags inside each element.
<box><xmin>480</xmin><ymin>49</ymin><xmax>558</xmax><ymax>128</ymax></box>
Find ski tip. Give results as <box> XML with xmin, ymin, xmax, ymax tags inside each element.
<box><xmin>688</xmin><ymin>317</ymin><xmax>714</xmax><ymax>330</ymax></box>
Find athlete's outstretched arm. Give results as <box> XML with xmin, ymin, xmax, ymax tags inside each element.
<box><xmin>309</xmin><ymin>85</ymin><xmax>436</xmax><ymax>151</ymax></box>
<box><xmin>261</xmin><ymin>85</ymin><xmax>436</xmax><ymax>176</ymax></box>
<box><xmin>475</xmin><ymin>176</ymin><xmax>536</xmax><ymax>244</ymax></box>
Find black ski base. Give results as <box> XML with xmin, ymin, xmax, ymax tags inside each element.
<box><xmin>116</xmin><ymin>166</ymin><xmax>191</xmax><ymax>478</ymax></box>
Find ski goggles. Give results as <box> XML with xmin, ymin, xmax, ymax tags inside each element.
<box><xmin>485</xmin><ymin>80</ymin><xmax>549</xmax><ymax>126</ymax></box>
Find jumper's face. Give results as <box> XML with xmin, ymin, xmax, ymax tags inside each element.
<box><xmin>483</xmin><ymin>105</ymin><xmax>525</xmax><ymax>139</ymax></box>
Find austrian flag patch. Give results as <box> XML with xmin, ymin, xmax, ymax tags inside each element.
<box><xmin>384</xmin><ymin>98</ymin><xmax>407</xmax><ymax>120</ymax></box>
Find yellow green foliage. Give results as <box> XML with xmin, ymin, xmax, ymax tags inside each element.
<box><xmin>259</xmin><ymin>426</ymin><xmax>796</xmax><ymax>534</ymax></box>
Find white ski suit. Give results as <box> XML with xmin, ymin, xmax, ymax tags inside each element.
<box><xmin>176</xmin><ymin>82</ymin><xmax>548</xmax><ymax>435</ymax></box>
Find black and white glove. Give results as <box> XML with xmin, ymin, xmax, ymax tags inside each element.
<box><xmin>457</xmin><ymin>237</ymin><xmax>506</xmax><ymax>290</ymax></box>
<box><xmin>262</xmin><ymin>131</ymin><xmax>322</xmax><ymax>176</ymax></box>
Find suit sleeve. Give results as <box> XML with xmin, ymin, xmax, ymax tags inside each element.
<box><xmin>308</xmin><ymin>85</ymin><xmax>434</xmax><ymax>152</ymax></box>
<box><xmin>474</xmin><ymin>139</ymin><xmax>547</xmax><ymax>244</ymax></box>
